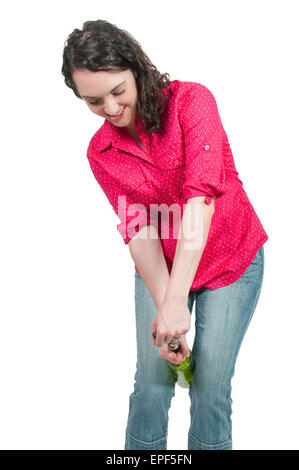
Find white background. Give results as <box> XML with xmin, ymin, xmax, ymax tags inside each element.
<box><xmin>1</xmin><ymin>0</ymin><xmax>298</xmax><ymax>450</ymax></box>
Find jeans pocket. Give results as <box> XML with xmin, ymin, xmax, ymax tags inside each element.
<box><xmin>253</xmin><ymin>246</ymin><xmax>264</xmax><ymax>266</ymax></box>
<box><xmin>259</xmin><ymin>245</ymin><xmax>264</xmax><ymax>263</ymax></box>
<box><xmin>239</xmin><ymin>246</ymin><xmax>264</xmax><ymax>283</ymax></box>
<box><xmin>254</xmin><ymin>246</ymin><xmax>265</xmax><ymax>276</ymax></box>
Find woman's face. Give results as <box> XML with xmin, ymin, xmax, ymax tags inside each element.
<box><xmin>72</xmin><ymin>68</ymin><xmax>138</xmax><ymax>130</ymax></box>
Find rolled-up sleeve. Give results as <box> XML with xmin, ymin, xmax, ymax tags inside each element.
<box><xmin>87</xmin><ymin>152</ymin><xmax>150</xmax><ymax>245</ymax></box>
<box><xmin>181</xmin><ymin>84</ymin><xmax>227</xmax><ymax>205</ymax></box>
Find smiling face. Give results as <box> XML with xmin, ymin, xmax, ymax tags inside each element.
<box><xmin>72</xmin><ymin>68</ymin><xmax>138</xmax><ymax>132</ymax></box>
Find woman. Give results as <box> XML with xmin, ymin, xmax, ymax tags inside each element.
<box><xmin>62</xmin><ymin>19</ymin><xmax>268</xmax><ymax>450</ymax></box>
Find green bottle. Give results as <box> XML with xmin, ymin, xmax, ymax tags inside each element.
<box><xmin>152</xmin><ymin>332</ymin><xmax>195</xmax><ymax>388</ymax></box>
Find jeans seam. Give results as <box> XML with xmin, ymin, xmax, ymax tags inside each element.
<box><xmin>188</xmin><ymin>431</ymin><xmax>232</xmax><ymax>448</ymax></box>
<box><xmin>126</xmin><ymin>430</ymin><xmax>168</xmax><ymax>445</ymax></box>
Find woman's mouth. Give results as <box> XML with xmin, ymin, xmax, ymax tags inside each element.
<box><xmin>108</xmin><ymin>106</ymin><xmax>126</xmax><ymax>120</ymax></box>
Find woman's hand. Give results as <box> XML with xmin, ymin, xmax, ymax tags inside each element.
<box><xmin>150</xmin><ymin>298</ymin><xmax>191</xmax><ymax>347</ymax></box>
<box><xmin>159</xmin><ymin>334</ymin><xmax>190</xmax><ymax>365</ymax></box>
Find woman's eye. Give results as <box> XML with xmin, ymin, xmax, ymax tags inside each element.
<box><xmin>89</xmin><ymin>90</ymin><xmax>125</xmax><ymax>106</ymax></box>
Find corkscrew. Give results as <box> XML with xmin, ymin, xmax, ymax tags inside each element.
<box><xmin>152</xmin><ymin>331</ymin><xmax>181</xmax><ymax>353</ymax></box>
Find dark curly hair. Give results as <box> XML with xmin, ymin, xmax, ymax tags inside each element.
<box><xmin>61</xmin><ymin>19</ymin><xmax>172</xmax><ymax>134</ymax></box>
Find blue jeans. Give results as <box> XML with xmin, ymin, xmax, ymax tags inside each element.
<box><xmin>125</xmin><ymin>246</ymin><xmax>265</xmax><ymax>450</ymax></box>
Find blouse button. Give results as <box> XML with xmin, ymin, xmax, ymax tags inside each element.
<box><xmin>204</xmin><ymin>144</ymin><xmax>210</xmax><ymax>151</ymax></box>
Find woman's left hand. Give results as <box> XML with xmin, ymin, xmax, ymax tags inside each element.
<box><xmin>151</xmin><ymin>298</ymin><xmax>191</xmax><ymax>348</ymax></box>
<box><xmin>159</xmin><ymin>334</ymin><xmax>190</xmax><ymax>365</ymax></box>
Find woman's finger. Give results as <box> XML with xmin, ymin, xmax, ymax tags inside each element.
<box><xmin>159</xmin><ymin>343</ymin><xmax>169</xmax><ymax>359</ymax></box>
<box><xmin>160</xmin><ymin>346</ymin><xmax>184</xmax><ymax>365</ymax></box>
<box><xmin>179</xmin><ymin>335</ymin><xmax>190</xmax><ymax>358</ymax></box>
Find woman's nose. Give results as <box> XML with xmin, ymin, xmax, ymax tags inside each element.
<box><xmin>105</xmin><ymin>109</ymin><xmax>119</xmax><ymax>117</ymax></box>
<box><xmin>104</xmin><ymin>100</ymin><xmax>121</xmax><ymax>117</ymax></box>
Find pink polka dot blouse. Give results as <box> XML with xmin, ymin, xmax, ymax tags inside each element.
<box><xmin>86</xmin><ymin>80</ymin><xmax>269</xmax><ymax>291</ymax></box>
